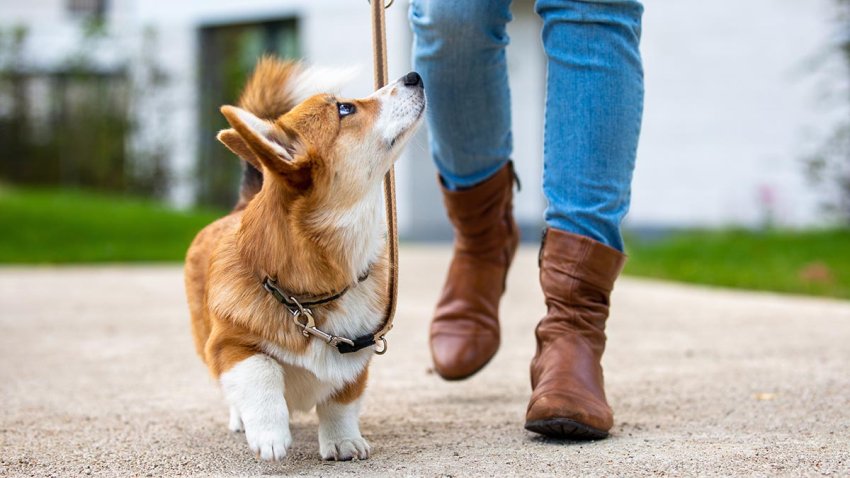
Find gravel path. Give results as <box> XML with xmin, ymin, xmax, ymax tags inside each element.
<box><xmin>1</xmin><ymin>246</ymin><xmax>849</xmax><ymax>477</ymax></box>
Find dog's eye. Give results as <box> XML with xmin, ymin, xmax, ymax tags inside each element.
<box><xmin>338</xmin><ymin>103</ymin><xmax>356</xmax><ymax>118</ymax></box>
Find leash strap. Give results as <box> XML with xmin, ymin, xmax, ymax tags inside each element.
<box><xmin>262</xmin><ymin>1</ymin><xmax>397</xmax><ymax>356</ymax></box>
<box><xmin>370</xmin><ymin>0</ymin><xmax>398</xmax><ymax>347</ymax></box>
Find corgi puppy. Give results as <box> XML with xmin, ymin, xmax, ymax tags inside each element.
<box><xmin>184</xmin><ymin>57</ymin><xmax>425</xmax><ymax>461</ymax></box>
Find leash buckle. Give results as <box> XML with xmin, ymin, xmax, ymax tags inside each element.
<box><xmin>263</xmin><ymin>277</ymin><xmax>288</xmax><ymax>305</ymax></box>
<box><xmin>327</xmin><ymin>335</ymin><xmax>356</xmax><ymax>348</ymax></box>
<box><xmin>374</xmin><ymin>336</ymin><xmax>388</xmax><ymax>355</ymax></box>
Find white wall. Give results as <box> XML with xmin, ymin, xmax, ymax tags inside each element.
<box><xmin>632</xmin><ymin>0</ymin><xmax>848</xmax><ymax>228</ymax></box>
<box><xmin>505</xmin><ymin>2</ymin><xmax>547</xmax><ymax>232</ymax></box>
<box><xmin>2</xmin><ymin>0</ymin><xmax>846</xmax><ymax>233</ymax></box>
<box><xmin>389</xmin><ymin>0</ymin><xmax>849</xmax><ymax>235</ymax></box>
<box><xmin>400</xmin><ymin>0</ymin><xmax>547</xmax><ymax>239</ymax></box>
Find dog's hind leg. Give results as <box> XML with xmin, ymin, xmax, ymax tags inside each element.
<box><xmin>228</xmin><ymin>405</ymin><xmax>244</xmax><ymax>433</ymax></box>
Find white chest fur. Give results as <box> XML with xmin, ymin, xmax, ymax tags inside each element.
<box><xmin>221</xmin><ymin>184</ymin><xmax>386</xmax><ymax>413</ymax></box>
<box><xmin>260</xmin><ymin>280</ymin><xmax>381</xmax><ymax>412</ymax></box>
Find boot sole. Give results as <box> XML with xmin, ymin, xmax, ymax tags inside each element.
<box><xmin>524</xmin><ymin>418</ymin><xmax>609</xmax><ymax>440</ymax></box>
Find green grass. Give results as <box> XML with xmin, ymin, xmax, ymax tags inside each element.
<box><xmin>0</xmin><ymin>186</ymin><xmax>224</xmax><ymax>263</ymax></box>
<box><xmin>1</xmin><ymin>186</ymin><xmax>848</xmax><ymax>300</ymax></box>
<box><xmin>624</xmin><ymin>229</ymin><xmax>850</xmax><ymax>300</ymax></box>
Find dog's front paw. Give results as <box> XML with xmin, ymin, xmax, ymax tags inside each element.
<box><xmin>245</xmin><ymin>424</ymin><xmax>292</xmax><ymax>461</ymax></box>
<box><xmin>320</xmin><ymin>436</ymin><xmax>371</xmax><ymax>461</ymax></box>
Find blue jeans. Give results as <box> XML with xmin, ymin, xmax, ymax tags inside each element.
<box><xmin>410</xmin><ymin>0</ymin><xmax>644</xmax><ymax>251</ymax></box>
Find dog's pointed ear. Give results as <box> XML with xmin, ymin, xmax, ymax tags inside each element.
<box><xmin>216</xmin><ymin>128</ymin><xmax>263</xmax><ymax>171</ymax></box>
<box><xmin>219</xmin><ymin>106</ymin><xmax>310</xmax><ymax>185</ymax></box>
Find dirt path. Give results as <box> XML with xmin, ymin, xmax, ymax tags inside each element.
<box><xmin>1</xmin><ymin>246</ymin><xmax>849</xmax><ymax>477</ymax></box>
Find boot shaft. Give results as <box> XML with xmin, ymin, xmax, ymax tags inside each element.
<box><xmin>429</xmin><ymin>162</ymin><xmax>520</xmax><ymax>380</ymax></box>
<box><xmin>440</xmin><ymin>162</ymin><xmax>518</xmax><ymax>257</ymax></box>
<box><xmin>536</xmin><ymin>228</ymin><xmax>626</xmax><ymax>350</ymax></box>
<box><xmin>526</xmin><ymin>228</ymin><xmax>625</xmax><ymax>435</ymax></box>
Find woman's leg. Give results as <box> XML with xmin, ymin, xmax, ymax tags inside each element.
<box><xmin>410</xmin><ymin>0</ymin><xmax>514</xmax><ymax>188</ymax></box>
<box><xmin>538</xmin><ymin>0</ymin><xmax>644</xmax><ymax>252</ymax></box>
<box><xmin>527</xmin><ymin>0</ymin><xmax>644</xmax><ymax>439</ymax></box>
<box><xmin>410</xmin><ymin>0</ymin><xmax>520</xmax><ymax>380</ymax></box>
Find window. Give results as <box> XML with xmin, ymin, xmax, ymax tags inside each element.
<box><xmin>67</xmin><ymin>0</ymin><xmax>107</xmax><ymax>19</ymax></box>
<box><xmin>196</xmin><ymin>19</ymin><xmax>300</xmax><ymax>208</ymax></box>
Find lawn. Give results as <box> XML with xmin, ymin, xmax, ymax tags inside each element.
<box><xmin>0</xmin><ymin>186</ymin><xmax>224</xmax><ymax>263</ymax></box>
<box><xmin>624</xmin><ymin>229</ymin><xmax>850</xmax><ymax>300</ymax></box>
<box><xmin>1</xmin><ymin>187</ymin><xmax>848</xmax><ymax>300</ymax></box>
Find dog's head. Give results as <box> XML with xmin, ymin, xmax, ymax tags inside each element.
<box><xmin>218</xmin><ymin>72</ymin><xmax>425</xmax><ymax>206</ymax></box>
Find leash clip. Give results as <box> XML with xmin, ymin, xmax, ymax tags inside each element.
<box><xmin>289</xmin><ymin>297</ymin><xmax>356</xmax><ymax>347</ymax></box>
<box><xmin>366</xmin><ymin>0</ymin><xmax>394</xmax><ymax>9</ymax></box>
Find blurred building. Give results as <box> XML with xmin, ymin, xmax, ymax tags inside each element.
<box><xmin>0</xmin><ymin>0</ymin><xmax>846</xmax><ymax>239</ymax></box>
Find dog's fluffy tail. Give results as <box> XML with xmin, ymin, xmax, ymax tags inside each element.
<box><xmin>233</xmin><ymin>56</ymin><xmax>356</xmax><ymax>209</ymax></box>
<box><xmin>238</xmin><ymin>56</ymin><xmax>303</xmax><ymax>121</ymax></box>
<box><xmin>234</xmin><ymin>56</ymin><xmax>301</xmax><ymax>209</ymax></box>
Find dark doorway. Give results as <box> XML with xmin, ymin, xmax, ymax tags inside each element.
<box><xmin>197</xmin><ymin>19</ymin><xmax>299</xmax><ymax>209</ymax></box>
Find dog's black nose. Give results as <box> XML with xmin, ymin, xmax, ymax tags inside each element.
<box><xmin>403</xmin><ymin>71</ymin><xmax>423</xmax><ymax>87</ymax></box>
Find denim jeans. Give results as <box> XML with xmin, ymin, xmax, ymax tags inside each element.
<box><xmin>409</xmin><ymin>0</ymin><xmax>644</xmax><ymax>251</ymax></box>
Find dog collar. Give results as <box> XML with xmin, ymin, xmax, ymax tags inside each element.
<box><xmin>262</xmin><ymin>269</ymin><xmax>370</xmax><ymax>313</ymax></box>
<box><xmin>262</xmin><ymin>268</ymin><xmax>387</xmax><ymax>355</ymax></box>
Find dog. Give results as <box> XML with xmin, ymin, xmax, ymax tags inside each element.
<box><xmin>184</xmin><ymin>56</ymin><xmax>425</xmax><ymax>461</ymax></box>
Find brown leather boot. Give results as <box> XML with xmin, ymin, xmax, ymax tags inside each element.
<box><xmin>525</xmin><ymin>228</ymin><xmax>625</xmax><ymax>439</ymax></box>
<box><xmin>430</xmin><ymin>162</ymin><xmax>519</xmax><ymax>380</ymax></box>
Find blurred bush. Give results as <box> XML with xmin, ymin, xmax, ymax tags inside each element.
<box><xmin>805</xmin><ymin>0</ymin><xmax>850</xmax><ymax>224</ymax></box>
<box><xmin>0</xmin><ymin>21</ymin><xmax>170</xmax><ymax>198</ymax></box>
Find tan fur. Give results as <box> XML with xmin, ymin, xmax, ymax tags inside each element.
<box><xmin>185</xmin><ymin>59</ymin><xmax>390</xmax><ymax>386</ymax></box>
<box><xmin>331</xmin><ymin>368</ymin><xmax>369</xmax><ymax>405</ymax></box>
<box><xmin>217</xmin><ymin>129</ymin><xmax>261</xmax><ymax>171</ymax></box>
<box><xmin>184</xmin><ymin>58</ymin><xmax>424</xmax><ymax>461</ymax></box>
<box><xmin>184</xmin><ymin>213</ymin><xmax>240</xmax><ymax>357</ymax></box>
<box><xmin>238</xmin><ymin>55</ymin><xmax>301</xmax><ymax>120</ymax></box>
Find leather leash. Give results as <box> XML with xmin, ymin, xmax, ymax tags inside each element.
<box><xmin>261</xmin><ymin>0</ymin><xmax>399</xmax><ymax>355</ymax></box>
<box><xmin>370</xmin><ymin>0</ymin><xmax>398</xmax><ymax>351</ymax></box>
